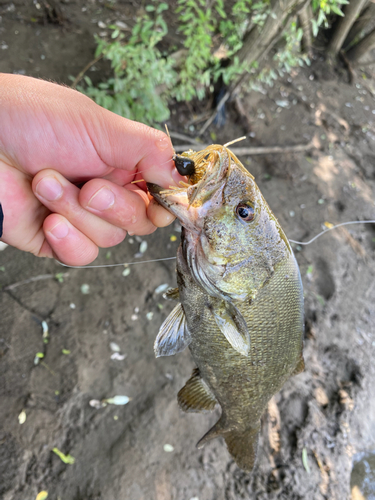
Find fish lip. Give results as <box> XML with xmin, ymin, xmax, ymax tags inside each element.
<box><xmin>147</xmin><ymin>182</ymin><xmax>199</xmax><ymax>233</ymax></box>
<box><xmin>147</xmin><ymin>183</ymin><xmax>166</xmax><ymax>205</ymax></box>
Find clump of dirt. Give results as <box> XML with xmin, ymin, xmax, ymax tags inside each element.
<box><xmin>1</xmin><ymin>2</ymin><xmax>375</xmax><ymax>499</ymax></box>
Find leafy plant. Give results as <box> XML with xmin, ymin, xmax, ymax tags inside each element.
<box><xmin>79</xmin><ymin>2</ymin><xmax>176</xmax><ymax>125</ymax></box>
<box><xmin>311</xmin><ymin>0</ymin><xmax>349</xmax><ymax>36</ymax></box>
<box><xmin>77</xmin><ymin>0</ymin><xmax>327</xmax><ymax>126</ymax></box>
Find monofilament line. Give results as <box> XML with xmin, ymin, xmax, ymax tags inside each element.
<box><xmin>55</xmin><ymin>220</ymin><xmax>375</xmax><ymax>269</ymax></box>
<box><xmin>56</xmin><ymin>256</ymin><xmax>176</xmax><ymax>269</ymax></box>
<box><xmin>289</xmin><ymin>220</ymin><xmax>375</xmax><ymax>246</ymax></box>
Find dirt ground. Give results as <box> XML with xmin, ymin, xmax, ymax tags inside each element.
<box><xmin>1</xmin><ymin>1</ymin><xmax>375</xmax><ymax>499</ymax></box>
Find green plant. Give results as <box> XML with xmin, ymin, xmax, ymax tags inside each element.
<box><xmin>78</xmin><ymin>0</ymin><xmax>327</xmax><ymax>126</ymax></box>
<box><xmin>79</xmin><ymin>2</ymin><xmax>176</xmax><ymax>125</ymax></box>
<box><xmin>311</xmin><ymin>0</ymin><xmax>349</xmax><ymax>36</ymax></box>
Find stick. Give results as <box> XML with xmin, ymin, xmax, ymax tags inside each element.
<box><xmin>174</xmin><ymin>139</ymin><xmax>316</xmax><ymax>155</ymax></box>
<box><xmin>168</xmin><ymin>131</ymin><xmax>202</xmax><ymax>144</ymax></box>
<box><xmin>71</xmin><ymin>54</ymin><xmax>103</xmax><ymax>89</ymax></box>
<box><xmin>198</xmin><ymin>89</ymin><xmax>231</xmax><ymax>136</ymax></box>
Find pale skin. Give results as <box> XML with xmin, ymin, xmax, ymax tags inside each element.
<box><xmin>0</xmin><ymin>73</ymin><xmax>184</xmax><ymax>266</ymax></box>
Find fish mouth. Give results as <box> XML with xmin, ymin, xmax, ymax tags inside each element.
<box><xmin>147</xmin><ymin>145</ymin><xmax>231</xmax><ymax>231</ymax></box>
<box><xmin>147</xmin><ymin>182</ymin><xmax>199</xmax><ymax>233</ymax></box>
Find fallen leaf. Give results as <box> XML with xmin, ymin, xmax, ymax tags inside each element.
<box><xmin>36</xmin><ymin>492</ymin><xmax>48</xmax><ymax>500</ymax></box>
<box><xmin>104</xmin><ymin>395</ymin><xmax>130</xmax><ymax>405</ymax></box>
<box><xmin>18</xmin><ymin>410</ymin><xmax>26</xmax><ymax>425</ymax></box>
<box><xmin>52</xmin><ymin>447</ymin><xmax>75</xmax><ymax>465</ymax></box>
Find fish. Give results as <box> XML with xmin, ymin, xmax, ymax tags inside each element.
<box><xmin>147</xmin><ymin>143</ymin><xmax>304</xmax><ymax>472</ymax></box>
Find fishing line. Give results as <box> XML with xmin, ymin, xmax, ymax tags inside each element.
<box><xmin>56</xmin><ymin>256</ymin><xmax>176</xmax><ymax>269</ymax></box>
<box><xmin>56</xmin><ymin>220</ymin><xmax>375</xmax><ymax>270</ymax></box>
<box><xmin>288</xmin><ymin>220</ymin><xmax>375</xmax><ymax>245</ymax></box>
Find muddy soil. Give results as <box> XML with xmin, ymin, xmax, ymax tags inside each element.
<box><xmin>1</xmin><ymin>2</ymin><xmax>375</xmax><ymax>499</ymax></box>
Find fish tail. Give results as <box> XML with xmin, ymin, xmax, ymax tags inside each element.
<box><xmin>223</xmin><ymin>424</ymin><xmax>260</xmax><ymax>472</ymax></box>
<box><xmin>197</xmin><ymin>417</ymin><xmax>260</xmax><ymax>472</ymax></box>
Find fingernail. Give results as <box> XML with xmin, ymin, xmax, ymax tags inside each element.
<box><xmin>36</xmin><ymin>176</ymin><xmax>63</xmax><ymax>201</ymax></box>
<box><xmin>50</xmin><ymin>221</ymin><xmax>69</xmax><ymax>239</ymax></box>
<box><xmin>87</xmin><ymin>187</ymin><xmax>115</xmax><ymax>211</ymax></box>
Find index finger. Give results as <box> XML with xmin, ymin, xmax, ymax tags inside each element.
<box><xmin>84</xmin><ymin>105</ymin><xmax>184</xmax><ymax>188</ymax></box>
<box><xmin>0</xmin><ymin>74</ymin><xmax>183</xmax><ymax>187</ymax></box>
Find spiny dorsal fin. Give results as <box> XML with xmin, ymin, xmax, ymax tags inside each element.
<box><xmin>154</xmin><ymin>303</ymin><xmax>191</xmax><ymax>357</ymax></box>
<box><xmin>211</xmin><ymin>302</ymin><xmax>250</xmax><ymax>356</ymax></box>
<box><xmin>178</xmin><ymin>368</ymin><xmax>218</xmax><ymax>413</ymax></box>
<box><xmin>292</xmin><ymin>353</ymin><xmax>305</xmax><ymax>375</ymax></box>
<box><xmin>163</xmin><ymin>287</ymin><xmax>180</xmax><ymax>301</ymax></box>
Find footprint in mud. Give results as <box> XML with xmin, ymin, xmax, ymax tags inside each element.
<box><xmin>314</xmin><ymin>258</ymin><xmax>336</xmax><ymax>301</ymax></box>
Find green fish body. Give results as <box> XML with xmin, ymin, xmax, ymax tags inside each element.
<box><xmin>148</xmin><ymin>144</ymin><xmax>304</xmax><ymax>471</ymax></box>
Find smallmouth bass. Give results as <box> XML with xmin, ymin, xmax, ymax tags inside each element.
<box><xmin>148</xmin><ymin>144</ymin><xmax>304</xmax><ymax>472</ymax></box>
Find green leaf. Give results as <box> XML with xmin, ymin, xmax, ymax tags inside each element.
<box><xmin>52</xmin><ymin>448</ymin><xmax>75</xmax><ymax>465</ymax></box>
<box><xmin>330</xmin><ymin>5</ymin><xmax>344</xmax><ymax>15</ymax></box>
<box><xmin>302</xmin><ymin>448</ymin><xmax>310</xmax><ymax>473</ymax></box>
<box><xmin>311</xmin><ymin>19</ymin><xmax>319</xmax><ymax>37</ymax></box>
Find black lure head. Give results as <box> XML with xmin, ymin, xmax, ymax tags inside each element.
<box><xmin>0</xmin><ymin>203</ymin><xmax>3</xmax><ymax>238</ymax></box>
<box><xmin>173</xmin><ymin>154</ymin><xmax>195</xmax><ymax>177</ymax></box>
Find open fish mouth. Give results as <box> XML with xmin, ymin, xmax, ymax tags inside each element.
<box><xmin>147</xmin><ymin>144</ymin><xmax>239</xmax><ymax>230</ymax></box>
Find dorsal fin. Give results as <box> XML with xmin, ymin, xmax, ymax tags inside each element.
<box><xmin>178</xmin><ymin>368</ymin><xmax>217</xmax><ymax>413</ymax></box>
<box><xmin>154</xmin><ymin>303</ymin><xmax>191</xmax><ymax>357</ymax></box>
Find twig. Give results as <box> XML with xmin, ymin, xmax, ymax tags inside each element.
<box><xmin>186</xmin><ymin>111</ymin><xmax>212</xmax><ymax>126</ymax></box>
<box><xmin>198</xmin><ymin>89</ymin><xmax>231</xmax><ymax>136</ymax></box>
<box><xmin>71</xmin><ymin>54</ymin><xmax>103</xmax><ymax>89</ymax></box>
<box><xmin>198</xmin><ymin>71</ymin><xmax>250</xmax><ymax>136</ymax></box>
<box><xmin>4</xmin><ymin>273</ymin><xmax>69</xmax><ymax>291</ymax></box>
<box><xmin>41</xmin><ymin>361</ymin><xmax>57</xmax><ymax>377</ymax></box>
<box><xmin>174</xmin><ymin>139</ymin><xmax>316</xmax><ymax>155</ymax></box>
<box><xmin>168</xmin><ymin>131</ymin><xmax>202</xmax><ymax>144</ymax></box>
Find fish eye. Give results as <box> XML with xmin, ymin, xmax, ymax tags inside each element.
<box><xmin>236</xmin><ymin>203</ymin><xmax>255</xmax><ymax>222</ymax></box>
<box><xmin>173</xmin><ymin>155</ymin><xmax>195</xmax><ymax>176</ymax></box>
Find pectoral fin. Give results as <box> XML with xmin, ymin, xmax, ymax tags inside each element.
<box><xmin>154</xmin><ymin>303</ymin><xmax>191</xmax><ymax>357</ymax></box>
<box><xmin>211</xmin><ymin>302</ymin><xmax>250</xmax><ymax>356</ymax></box>
<box><xmin>163</xmin><ymin>287</ymin><xmax>180</xmax><ymax>301</ymax></box>
<box><xmin>178</xmin><ymin>368</ymin><xmax>217</xmax><ymax>413</ymax></box>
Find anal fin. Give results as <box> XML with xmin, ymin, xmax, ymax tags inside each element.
<box><xmin>177</xmin><ymin>368</ymin><xmax>217</xmax><ymax>413</ymax></box>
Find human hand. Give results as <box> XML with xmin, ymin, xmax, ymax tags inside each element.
<box><xmin>0</xmin><ymin>74</ymin><xmax>183</xmax><ymax>265</ymax></box>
